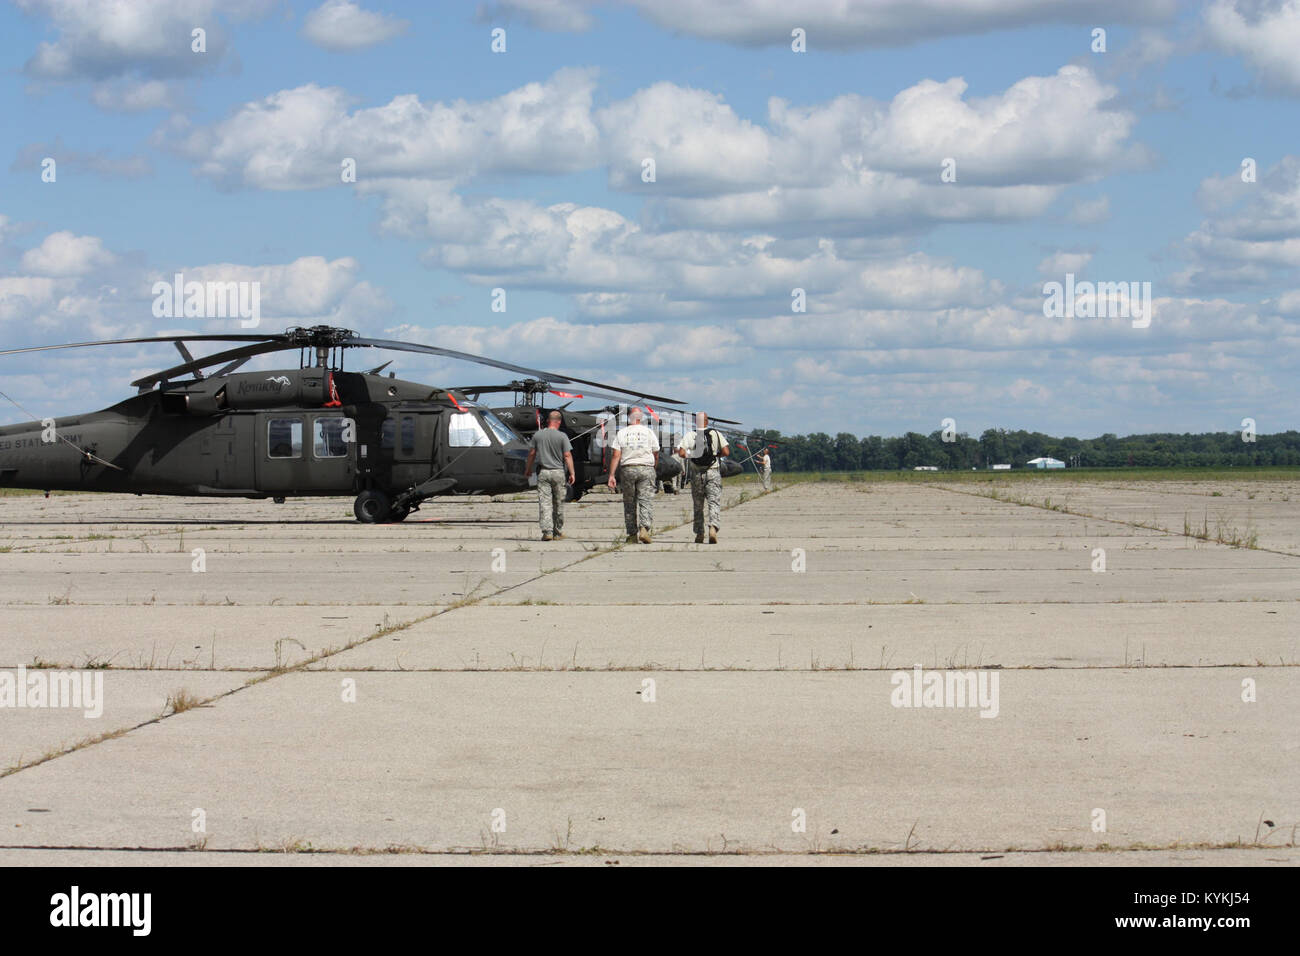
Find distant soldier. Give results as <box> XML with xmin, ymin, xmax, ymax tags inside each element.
<box><xmin>607</xmin><ymin>407</ymin><xmax>660</xmax><ymax>543</ymax></box>
<box><xmin>677</xmin><ymin>413</ymin><xmax>729</xmax><ymax>544</ymax></box>
<box><xmin>524</xmin><ymin>410</ymin><xmax>575</xmax><ymax>541</ymax></box>
<box><xmin>756</xmin><ymin>447</ymin><xmax>772</xmax><ymax>491</ymax></box>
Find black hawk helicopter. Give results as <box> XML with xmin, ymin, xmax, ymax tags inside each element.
<box><xmin>457</xmin><ymin>379</ymin><xmax>683</xmax><ymax>500</ymax></box>
<box><xmin>455</xmin><ymin>380</ymin><xmax>750</xmax><ymax>499</ymax></box>
<box><xmin>0</xmin><ymin>325</ymin><xmax>685</xmax><ymax>523</ymax></box>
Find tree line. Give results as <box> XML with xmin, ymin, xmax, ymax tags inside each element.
<box><xmin>745</xmin><ymin>428</ymin><xmax>1300</xmax><ymax>471</ymax></box>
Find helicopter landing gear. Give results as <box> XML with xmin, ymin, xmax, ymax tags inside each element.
<box><xmin>273</xmin><ymin>496</ymin><xmax>285</xmax><ymax>504</ymax></box>
<box><xmin>353</xmin><ymin>489</ymin><xmax>391</xmax><ymax>523</ymax></box>
<box><xmin>388</xmin><ymin>502</ymin><xmax>411</xmax><ymax>522</ymax></box>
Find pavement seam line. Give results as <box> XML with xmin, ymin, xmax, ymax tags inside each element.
<box><xmin>926</xmin><ymin>482</ymin><xmax>1300</xmax><ymax>559</ymax></box>
<box><xmin>0</xmin><ymin>839</ymin><xmax>1293</xmax><ymax>857</ymax></box>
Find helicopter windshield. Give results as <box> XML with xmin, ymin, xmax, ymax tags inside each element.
<box><xmin>479</xmin><ymin>408</ymin><xmax>519</xmax><ymax>446</ymax></box>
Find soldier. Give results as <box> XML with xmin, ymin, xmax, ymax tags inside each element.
<box><xmin>756</xmin><ymin>447</ymin><xmax>773</xmax><ymax>491</ymax></box>
<box><xmin>677</xmin><ymin>412</ymin><xmax>729</xmax><ymax>544</ymax></box>
<box><xmin>607</xmin><ymin>406</ymin><xmax>660</xmax><ymax>543</ymax></box>
<box><xmin>524</xmin><ymin>410</ymin><xmax>575</xmax><ymax>541</ymax></box>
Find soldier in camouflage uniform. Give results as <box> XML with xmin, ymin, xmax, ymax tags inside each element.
<box><xmin>677</xmin><ymin>413</ymin><xmax>729</xmax><ymax>544</ymax></box>
<box><xmin>607</xmin><ymin>407</ymin><xmax>660</xmax><ymax>543</ymax></box>
<box><xmin>524</xmin><ymin>410</ymin><xmax>575</xmax><ymax>541</ymax></box>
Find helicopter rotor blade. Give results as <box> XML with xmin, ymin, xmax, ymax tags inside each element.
<box><xmin>344</xmin><ymin>337</ymin><xmax>572</xmax><ymax>383</ymax></box>
<box><xmin>450</xmin><ymin>385</ymin><xmax>519</xmax><ymax>396</ymax></box>
<box><xmin>0</xmin><ymin>333</ymin><xmax>277</xmax><ymax>360</ymax></box>
<box><xmin>131</xmin><ymin>341</ymin><xmax>295</xmax><ymax>388</ymax></box>
<box><xmin>347</xmin><ymin>336</ymin><xmax>685</xmax><ymax>405</ymax></box>
<box><xmin>545</xmin><ymin>377</ymin><xmax>682</xmax><ymax>405</ymax></box>
<box><xmin>2</xmin><ymin>325</ymin><xmax>690</xmax><ymax>405</ymax></box>
<box><xmin>212</xmin><ymin>357</ymin><xmax>252</xmax><ymax>377</ymax></box>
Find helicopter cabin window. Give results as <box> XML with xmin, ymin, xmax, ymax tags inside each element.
<box><xmin>380</xmin><ymin>416</ymin><xmax>416</xmax><ymax>454</ymax></box>
<box><xmin>313</xmin><ymin>418</ymin><xmax>349</xmax><ymax>458</ymax></box>
<box><xmin>268</xmin><ymin>418</ymin><xmax>303</xmax><ymax>458</ymax></box>
<box><xmin>448</xmin><ymin>412</ymin><xmax>491</xmax><ymax>447</ymax></box>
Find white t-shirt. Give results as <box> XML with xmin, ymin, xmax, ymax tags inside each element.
<box><xmin>678</xmin><ymin>429</ymin><xmax>728</xmax><ymax>471</ymax></box>
<box><xmin>612</xmin><ymin>423</ymin><xmax>660</xmax><ymax>468</ymax></box>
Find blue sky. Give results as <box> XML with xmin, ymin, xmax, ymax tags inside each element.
<box><xmin>2</xmin><ymin>0</ymin><xmax>1298</xmax><ymax>439</ymax></box>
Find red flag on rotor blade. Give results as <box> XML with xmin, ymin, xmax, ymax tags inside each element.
<box><xmin>551</xmin><ymin>389</ymin><xmax>583</xmax><ymax>399</ymax></box>
<box><xmin>447</xmin><ymin>391</ymin><xmax>464</xmax><ymax>411</ymax></box>
<box><xmin>644</xmin><ymin>405</ymin><xmax>659</xmax><ymax>421</ymax></box>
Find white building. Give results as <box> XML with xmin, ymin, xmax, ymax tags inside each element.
<box><xmin>1026</xmin><ymin>457</ymin><xmax>1065</xmax><ymax>469</ymax></box>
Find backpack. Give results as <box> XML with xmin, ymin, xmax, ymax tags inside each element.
<box><xmin>693</xmin><ymin>428</ymin><xmax>718</xmax><ymax>468</ymax></box>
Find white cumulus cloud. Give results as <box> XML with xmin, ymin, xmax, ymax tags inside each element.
<box><xmin>1205</xmin><ymin>0</ymin><xmax>1300</xmax><ymax>94</ymax></box>
<box><xmin>301</xmin><ymin>0</ymin><xmax>408</xmax><ymax>51</ymax></box>
<box><xmin>20</xmin><ymin>232</ymin><xmax>117</xmax><ymax>276</ymax></box>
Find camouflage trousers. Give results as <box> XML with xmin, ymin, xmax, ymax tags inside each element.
<box><xmin>537</xmin><ymin>468</ymin><xmax>566</xmax><ymax>534</ymax></box>
<box><xmin>618</xmin><ymin>464</ymin><xmax>656</xmax><ymax>533</ymax></box>
<box><xmin>690</xmin><ymin>467</ymin><xmax>722</xmax><ymax>533</ymax></box>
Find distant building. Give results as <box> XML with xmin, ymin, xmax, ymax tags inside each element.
<box><xmin>912</xmin><ymin>465</ymin><xmax>939</xmax><ymax>471</ymax></box>
<box><xmin>991</xmin><ymin>463</ymin><xmax>1011</xmax><ymax>471</ymax></box>
<box><xmin>1026</xmin><ymin>457</ymin><xmax>1065</xmax><ymax>469</ymax></box>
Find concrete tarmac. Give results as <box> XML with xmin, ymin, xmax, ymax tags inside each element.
<box><xmin>0</xmin><ymin>478</ymin><xmax>1296</xmax><ymax>865</ymax></box>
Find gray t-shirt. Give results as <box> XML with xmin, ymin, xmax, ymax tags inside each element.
<box><xmin>531</xmin><ymin>427</ymin><xmax>572</xmax><ymax>471</ymax></box>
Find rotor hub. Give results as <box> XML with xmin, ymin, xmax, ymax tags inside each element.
<box><xmin>283</xmin><ymin>326</ymin><xmax>357</xmax><ymax>348</ymax></box>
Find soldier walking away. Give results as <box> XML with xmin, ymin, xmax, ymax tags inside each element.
<box><xmin>756</xmin><ymin>447</ymin><xmax>773</xmax><ymax>491</ymax></box>
<box><xmin>524</xmin><ymin>410</ymin><xmax>575</xmax><ymax>541</ymax></box>
<box><xmin>677</xmin><ymin>412</ymin><xmax>729</xmax><ymax>544</ymax></box>
<box><xmin>607</xmin><ymin>406</ymin><xmax>660</xmax><ymax>543</ymax></box>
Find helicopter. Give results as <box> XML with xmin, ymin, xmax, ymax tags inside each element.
<box><xmin>457</xmin><ymin>379</ymin><xmax>684</xmax><ymax>500</ymax></box>
<box><xmin>456</xmin><ymin>380</ymin><xmax>750</xmax><ymax>498</ymax></box>
<box><xmin>0</xmin><ymin>325</ymin><xmax>690</xmax><ymax>523</ymax></box>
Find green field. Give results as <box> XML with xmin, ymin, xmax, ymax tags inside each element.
<box><xmin>770</xmin><ymin>466</ymin><xmax>1300</xmax><ymax>484</ymax></box>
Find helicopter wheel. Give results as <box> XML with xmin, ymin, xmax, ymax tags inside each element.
<box><xmin>388</xmin><ymin>503</ymin><xmax>411</xmax><ymax>522</ymax></box>
<box><xmin>353</xmin><ymin>489</ymin><xmax>391</xmax><ymax>523</ymax></box>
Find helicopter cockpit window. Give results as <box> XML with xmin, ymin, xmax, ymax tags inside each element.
<box><xmin>448</xmin><ymin>412</ymin><xmax>490</xmax><ymax>447</ymax></box>
<box><xmin>401</xmin><ymin>416</ymin><xmax>415</xmax><ymax>454</ymax></box>
<box><xmin>480</xmin><ymin>409</ymin><xmax>517</xmax><ymax>446</ymax></box>
<box><xmin>313</xmin><ymin>418</ymin><xmax>349</xmax><ymax>458</ymax></box>
<box><xmin>268</xmin><ymin>418</ymin><xmax>303</xmax><ymax>459</ymax></box>
<box><xmin>381</xmin><ymin>419</ymin><xmax>395</xmax><ymax>451</ymax></box>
